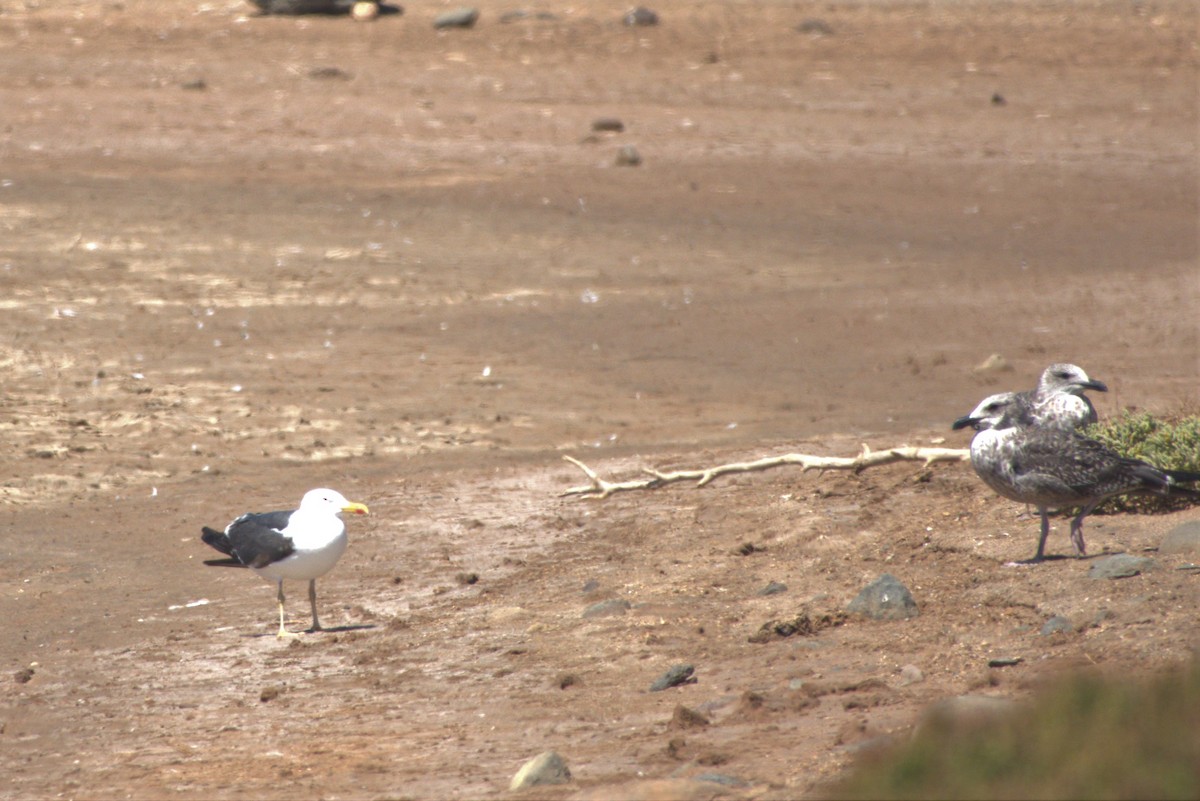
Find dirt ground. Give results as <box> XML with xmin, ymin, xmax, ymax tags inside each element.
<box><xmin>1</xmin><ymin>0</ymin><xmax>1197</xmax><ymax>798</ymax></box>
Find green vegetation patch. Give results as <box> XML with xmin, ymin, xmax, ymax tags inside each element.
<box><xmin>831</xmin><ymin>663</ymin><xmax>1200</xmax><ymax>800</ymax></box>
<box><xmin>1084</xmin><ymin>410</ymin><xmax>1200</xmax><ymax>513</ymax></box>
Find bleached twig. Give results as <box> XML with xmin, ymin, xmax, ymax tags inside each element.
<box><xmin>561</xmin><ymin>445</ymin><xmax>969</xmax><ymax>499</ymax></box>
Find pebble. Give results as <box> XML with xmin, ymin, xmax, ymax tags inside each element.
<box><xmin>510</xmin><ymin>750</ymin><xmax>571</xmax><ymax>789</ymax></box>
<box><xmin>1040</xmin><ymin>615</ymin><xmax>1074</xmax><ymax>636</ymax></box>
<box><xmin>973</xmin><ymin>353</ymin><xmax>1012</xmax><ymax>373</ymax></box>
<box><xmin>624</xmin><ymin>7</ymin><xmax>659</xmax><ymax>26</ymax></box>
<box><xmin>1088</xmin><ymin>554</ymin><xmax>1157</xmax><ymax>580</ymax></box>
<box><xmin>1159</xmin><ymin>521</ymin><xmax>1200</xmax><ymax>556</ymax></box>
<box><xmin>898</xmin><ymin>664</ymin><xmax>924</xmax><ymax>686</ymax></box>
<box><xmin>615</xmin><ymin>145</ymin><xmax>642</xmax><ymax>166</ymax></box>
<box><xmin>650</xmin><ymin>664</ymin><xmax>696</xmax><ymax>692</ymax></box>
<box><xmin>987</xmin><ymin>657</ymin><xmax>1023</xmax><ymax>668</ymax></box>
<box><xmin>846</xmin><ymin>573</ymin><xmax>919</xmax><ymax>620</ymax></box>
<box><xmin>670</xmin><ymin>704</ymin><xmax>710</xmax><ymax>729</ymax></box>
<box><xmin>795</xmin><ymin>18</ymin><xmax>833</xmax><ymax>35</ymax></box>
<box><xmin>592</xmin><ymin>117</ymin><xmax>625</xmax><ymax>133</ymax></box>
<box><xmin>582</xmin><ymin>598</ymin><xmax>631</xmax><ymax>618</ymax></box>
<box><xmin>758</xmin><ymin>581</ymin><xmax>788</xmax><ymax>596</ymax></box>
<box><xmin>434</xmin><ymin>7</ymin><xmax>479</xmax><ymax>28</ymax></box>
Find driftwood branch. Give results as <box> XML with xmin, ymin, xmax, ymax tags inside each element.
<box><xmin>561</xmin><ymin>445</ymin><xmax>970</xmax><ymax>499</ymax></box>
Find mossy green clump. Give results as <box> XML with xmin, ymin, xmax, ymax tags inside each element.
<box><xmin>1083</xmin><ymin>410</ymin><xmax>1200</xmax><ymax>513</ymax></box>
<box><xmin>830</xmin><ymin>663</ymin><xmax>1200</xmax><ymax>800</ymax></box>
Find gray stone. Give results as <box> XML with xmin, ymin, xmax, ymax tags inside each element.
<box><xmin>846</xmin><ymin>573</ymin><xmax>919</xmax><ymax>620</ymax></box>
<box><xmin>898</xmin><ymin>664</ymin><xmax>924</xmax><ymax>686</ymax></box>
<box><xmin>1160</xmin><ymin>521</ymin><xmax>1200</xmax><ymax>556</ymax></box>
<box><xmin>434</xmin><ymin>7</ymin><xmax>479</xmax><ymax>28</ymax></box>
<box><xmin>615</xmin><ymin>145</ymin><xmax>642</xmax><ymax>166</ymax></box>
<box><xmin>987</xmin><ymin>657</ymin><xmax>1023</xmax><ymax>668</ymax></box>
<box><xmin>1040</xmin><ymin>615</ymin><xmax>1074</xmax><ymax>635</ymax></box>
<box><xmin>592</xmin><ymin>117</ymin><xmax>625</xmax><ymax>133</ymax></box>
<box><xmin>796</xmin><ymin>18</ymin><xmax>833</xmax><ymax>35</ymax></box>
<box><xmin>1088</xmin><ymin>554</ymin><xmax>1157</xmax><ymax>580</ymax></box>
<box><xmin>624</xmin><ymin>7</ymin><xmax>658</xmax><ymax>26</ymax></box>
<box><xmin>758</xmin><ymin>581</ymin><xmax>788</xmax><ymax>596</ymax></box>
<box><xmin>510</xmin><ymin>750</ymin><xmax>571</xmax><ymax>790</ymax></box>
<box><xmin>582</xmin><ymin>598</ymin><xmax>631</xmax><ymax>618</ymax></box>
<box><xmin>650</xmin><ymin>664</ymin><xmax>695</xmax><ymax>692</ymax></box>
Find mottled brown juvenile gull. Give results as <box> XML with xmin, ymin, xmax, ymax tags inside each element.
<box><xmin>201</xmin><ymin>488</ymin><xmax>369</xmax><ymax>637</ymax></box>
<box><xmin>953</xmin><ymin>393</ymin><xmax>1199</xmax><ymax>562</ymax></box>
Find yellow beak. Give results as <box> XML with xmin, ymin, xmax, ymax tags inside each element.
<box><xmin>342</xmin><ymin>502</ymin><xmax>369</xmax><ymax>516</ymax></box>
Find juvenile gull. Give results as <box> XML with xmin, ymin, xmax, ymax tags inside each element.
<box><xmin>1016</xmin><ymin>363</ymin><xmax>1107</xmax><ymax>430</ymax></box>
<box><xmin>201</xmin><ymin>488</ymin><xmax>369</xmax><ymax>637</ymax></box>
<box><xmin>953</xmin><ymin>393</ymin><xmax>1199</xmax><ymax>562</ymax></box>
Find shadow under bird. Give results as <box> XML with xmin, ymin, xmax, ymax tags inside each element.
<box><xmin>201</xmin><ymin>488</ymin><xmax>369</xmax><ymax>637</ymax></box>
<box><xmin>953</xmin><ymin>392</ymin><xmax>1200</xmax><ymax>562</ymax></box>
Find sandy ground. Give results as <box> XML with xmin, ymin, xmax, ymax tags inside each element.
<box><xmin>1</xmin><ymin>0</ymin><xmax>1198</xmax><ymax>797</ymax></box>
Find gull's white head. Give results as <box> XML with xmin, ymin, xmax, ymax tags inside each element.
<box><xmin>1036</xmin><ymin>363</ymin><xmax>1108</xmax><ymax>397</ymax></box>
<box><xmin>298</xmin><ymin>488</ymin><xmax>370</xmax><ymax>517</ymax></box>
<box><xmin>952</xmin><ymin>392</ymin><xmax>1028</xmax><ymax>432</ymax></box>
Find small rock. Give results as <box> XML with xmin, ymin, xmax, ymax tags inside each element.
<box><xmin>987</xmin><ymin>657</ymin><xmax>1023</xmax><ymax>668</ymax></box>
<box><xmin>650</xmin><ymin>664</ymin><xmax>696</xmax><ymax>692</ymax></box>
<box><xmin>350</xmin><ymin>1</ymin><xmax>378</xmax><ymax>21</ymax></box>
<box><xmin>898</xmin><ymin>664</ymin><xmax>924</xmax><ymax>686</ymax></box>
<box><xmin>455</xmin><ymin>571</ymin><xmax>479</xmax><ymax>585</ymax></box>
<box><xmin>582</xmin><ymin>598</ymin><xmax>631</xmax><ymax>618</ymax></box>
<box><xmin>434</xmin><ymin>7</ymin><xmax>479</xmax><ymax>28</ymax></box>
<box><xmin>846</xmin><ymin>573</ymin><xmax>919</xmax><ymax>620</ymax></box>
<box><xmin>1089</xmin><ymin>554</ymin><xmax>1157</xmax><ymax>580</ymax></box>
<box><xmin>795</xmin><ymin>17</ymin><xmax>833</xmax><ymax>35</ymax></box>
<box><xmin>615</xmin><ymin>145</ymin><xmax>642</xmax><ymax>167</ymax></box>
<box><xmin>259</xmin><ymin>685</ymin><xmax>282</xmax><ymax>703</ymax></box>
<box><xmin>758</xmin><ymin>581</ymin><xmax>788</xmax><ymax>596</ymax></box>
<box><xmin>1160</xmin><ymin>521</ymin><xmax>1200</xmax><ymax>556</ymax></box>
<box><xmin>670</xmin><ymin>704</ymin><xmax>710</xmax><ymax>728</ymax></box>
<box><xmin>592</xmin><ymin>117</ymin><xmax>625</xmax><ymax>133</ymax></box>
<box><xmin>991</xmin><ymin>92</ymin><xmax>1007</xmax><ymax>106</ymax></box>
<box><xmin>13</xmin><ymin>667</ymin><xmax>34</xmax><ymax>684</ymax></box>
<box><xmin>973</xmin><ymin>353</ymin><xmax>1012</xmax><ymax>373</ymax></box>
<box><xmin>510</xmin><ymin>750</ymin><xmax>571</xmax><ymax>790</ymax></box>
<box><xmin>308</xmin><ymin>66</ymin><xmax>352</xmax><ymax>81</ymax></box>
<box><xmin>748</xmin><ymin>611</ymin><xmax>846</xmax><ymax>642</ymax></box>
<box><xmin>624</xmin><ymin>7</ymin><xmax>658</xmax><ymax>26</ymax></box>
<box><xmin>181</xmin><ymin>78</ymin><xmax>207</xmax><ymax>91</ymax></box>
<box><xmin>1040</xmin><ymin>615</ymin><xmax>1074</xmax><ymax>636</ymax></box>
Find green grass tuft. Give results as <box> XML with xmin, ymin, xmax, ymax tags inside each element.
<box><xmin>830</xmin><ymin>663</ymin><xmax>1200</xmax><ymax>800</ymax></box>
<box><xmin>1083</xmin><ymin>410</ymin><xmax>1200</xmax><ymax>513</ymax></box>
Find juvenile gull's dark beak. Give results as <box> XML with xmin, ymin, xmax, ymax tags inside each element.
<box><xmin>951</xmin><ymin>414</ymin><xmax>978</xmax><ymax>431</ymax></box>
<box><xmin>1080</xmin><ymin>378</ymin><xmax>1108</xmax><ymax>392</ymax></box>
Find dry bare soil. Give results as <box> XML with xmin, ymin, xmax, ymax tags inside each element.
<box><xmin>1</xmin><ymin>1</ymin><xmax>1197</xmax><ymax>798</ymax></box>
